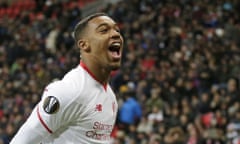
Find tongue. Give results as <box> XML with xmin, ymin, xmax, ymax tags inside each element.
<box><xmin>110</xmin><ymin>51</ymin><xmax>120</xmax><ymax>59</ymax></box>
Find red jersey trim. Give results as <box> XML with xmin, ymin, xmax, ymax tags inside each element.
<box><xmin>80</xmin><ymin>61</ymin><xmax>107</xmax><ymax>90</ymax></box>
<box><xmin>37</xmin><ymin>106</ymin><xmax>53</xmax><ymax>134</ymax></box>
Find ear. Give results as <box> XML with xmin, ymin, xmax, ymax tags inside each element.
<box><xmin>77</xmin><ymin>39</ymin><xmax>90</xmax><ymax>52</ymax></box>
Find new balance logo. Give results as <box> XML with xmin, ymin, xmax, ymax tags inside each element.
<box><xmin>95</xmin><ymin>104</ymin><xmax>102</xmax><ymax>112</ymax></box>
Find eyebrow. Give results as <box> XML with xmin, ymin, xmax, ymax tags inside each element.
<box><xmin>96</xmin><ymin>22</ymin><xmax>119</xmax><ymax>30</ymax></box>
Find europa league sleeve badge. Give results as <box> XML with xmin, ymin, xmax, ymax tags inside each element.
<box><xmin>43</xmin><ymin>96</ymin><xmax>60</xmax><ymax>114</ymax></box>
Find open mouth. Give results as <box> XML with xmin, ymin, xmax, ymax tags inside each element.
<box><xmin>108</xmin><ymin>42</ymin><xmax>121</xmax><ymax>59</ymax></box>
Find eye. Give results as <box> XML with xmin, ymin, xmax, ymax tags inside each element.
<box><xmin>99</xmin><ymin>28</ymin><xmax>108</xmax><ymax>33</ymax></box>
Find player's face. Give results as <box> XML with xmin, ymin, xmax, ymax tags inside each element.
<box><xmin>86</xmin><ymin>16</ymin><xmax>124</xmax><ymax>71</ymax></box>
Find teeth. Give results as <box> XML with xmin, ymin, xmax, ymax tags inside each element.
<box><xmin>112</xmin><ymin>43</ymin><xmax>120</xmax><ymax>47</ymax></box>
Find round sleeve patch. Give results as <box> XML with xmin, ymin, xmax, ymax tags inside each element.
<box><xmin>43</xmin><ymin>96</ymin><xmax>60</xmax><ymax>114</ymax></box>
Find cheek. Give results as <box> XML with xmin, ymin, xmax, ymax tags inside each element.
<box><xmin>91</xmin><ymin>39</ymin><xmax>108</xmax><ymax>54</ymax></box>
<box><xmin>92</xmin><ymin>44</ymin><xmax>104</xmax><ymax>55</ymax></box>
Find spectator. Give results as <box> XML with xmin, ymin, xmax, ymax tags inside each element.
<box><xmin>118</xmin><ymin>91</ymin><xmax>142</xmax><ymax>132</ymax></box>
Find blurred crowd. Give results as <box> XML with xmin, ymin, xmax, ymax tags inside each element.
<box><xmin>0</xmin><ymin>0</ymin><xmax>240</xmax><ymax>144</ymax></box>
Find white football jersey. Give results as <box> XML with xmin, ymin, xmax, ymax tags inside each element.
<box><xmin>10</xmin><ymin>62</ymin><xmax>118</xmax><ymax>144</ymax></box>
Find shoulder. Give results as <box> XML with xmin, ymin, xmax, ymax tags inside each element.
<box><xmin>39</xmin><ymin>79</ymin><xmax>81</xmax><ymax>117</ymax></box>
<box><xmin>44</xmin><ymin>80</ymin><xmax>70</xmax><ymax>94</ymax></box>
<box><xmin>62</xmin><ymin>65</ymin><xmax>86</xmax><ymax>89</ymax></box>
<box><xmin>41</xmin><ymin>66</ymin><xmax>86</xmax><ymax>106</ymax></box>
<box><xmin>42</xmin><ymin>80</ymin><xmax>75</xmax><ymax>107</ymax></box>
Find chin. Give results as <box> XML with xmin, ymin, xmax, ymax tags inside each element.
<box><xmin>111</xmin><ymin>65</ymin><xmax>120</xmax><ymax>71</ymax></box>
<box><xmin>109</xmin><ymin>63</ymin><xmax>121</xmax><ymax>71</ymax></box>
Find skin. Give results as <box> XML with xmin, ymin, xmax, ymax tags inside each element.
<box><xmin>77</xmin><ymin>16</ymin><xmax>124</xmax><ymax>85</ymax></box>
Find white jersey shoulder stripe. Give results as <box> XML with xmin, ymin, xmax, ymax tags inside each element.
<box><xmin>37</xmin><ymin>105</ymin><xmax>53</xmax><ymax>134</ymax></box>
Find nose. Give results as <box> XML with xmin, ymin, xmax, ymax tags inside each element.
<box><xmin>110</xmin><ymin>29</ymin><xmax>121</xmax><ymax>39</ymax></box>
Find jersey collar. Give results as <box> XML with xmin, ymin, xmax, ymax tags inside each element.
<box><xmin>80</xmin><ymin>61</ymin><xmax>107</xmax><ymax>91</ymax></box>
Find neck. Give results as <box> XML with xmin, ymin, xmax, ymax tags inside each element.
<box><xmin>80</xmin><ymin>60</ymin><xmax>110</xmax><ymax>85</ymax></box>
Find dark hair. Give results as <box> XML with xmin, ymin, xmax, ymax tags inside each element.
<box><xmin>73</xmin><ymin>12</ymin><xmax>108</xmax><ymax>42</ymax></box>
